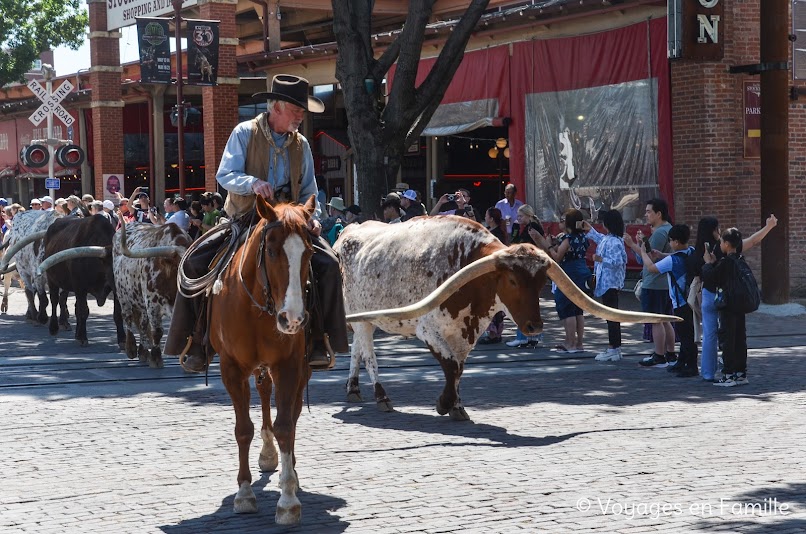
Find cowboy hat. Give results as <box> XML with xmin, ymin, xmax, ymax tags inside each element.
<box><xmin>252</xmin><ymin>74</ymin><xmax>325</xmax><ymax>113</ymax></box>
<box><xmin>326</xmin><ymin>197</ymin><xmax>346</xmax><ymax>212</ymax></box>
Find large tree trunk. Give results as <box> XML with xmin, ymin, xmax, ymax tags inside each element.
<box><xmin>333</xmin><ymin>0</ymin><xmax>490</xmax><ymax>219</ymax></box>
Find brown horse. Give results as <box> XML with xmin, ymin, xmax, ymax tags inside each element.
<box><xmin>208</xmin><ymin>195</ymin><xmax>315</xmax><ymax>525</ymax></box>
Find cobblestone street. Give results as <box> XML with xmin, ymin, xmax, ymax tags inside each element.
<box><xmin>1</xmin><ymin>286</ymin><xmax>804</xmax><ymax>533</ymax></box>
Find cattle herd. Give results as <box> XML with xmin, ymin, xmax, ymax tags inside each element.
<box><xmin>0</xmin><ymin>206</ymin><xmax>675</xmax><ymax>525</ymax></box>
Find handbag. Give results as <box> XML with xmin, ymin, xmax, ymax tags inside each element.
<box><xmin>634</xmin><ymin>279</ymin><xmax>643</xmax><ymax>300</ymax></box>
<box><xmin>687</xmin><ymin>275</ymin><xmax>703</xmax><ymax>309</ymax></box>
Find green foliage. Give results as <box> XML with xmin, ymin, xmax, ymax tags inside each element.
<box><xmin>0</xmin><ymin>0</ymin><xmax>88</xmax><ymax>85</ymax></box>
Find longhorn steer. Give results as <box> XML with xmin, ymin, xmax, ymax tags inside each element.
<box><xmin>38</xmin><ymin>214</ymin><xmax>125</xmax><ymax>347</ymax></box>
<box><xmin>113</xmin><ymin>223</ymin><xmax>190</xmax><ymax>368</ymax></box>
<box><xmin>0</xmin><ymin>210</ymin><xmax>63</xmax><ymax>324</ymax></box>
<box><xmin>336</xmin><ymin>216</ymin><xmax>678</xmax><ymax>421</ymax></box>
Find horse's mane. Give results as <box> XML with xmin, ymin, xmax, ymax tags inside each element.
<box><xmin>268</xmin><ymin>203</ymin><xmax>310</xmax><ymax>237</ymax></box>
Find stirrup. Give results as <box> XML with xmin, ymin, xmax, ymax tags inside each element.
<box><xmin>309</xmin><ymin>334</ymin><xmax>337</xmax><ymax>371</ymax></box>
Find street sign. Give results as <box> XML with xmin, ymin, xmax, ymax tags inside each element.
<box><xmin>45</xmin><ymin>178</ymin><xmax>61</xmax><ymax>189</ymax></box>
<box><xmin>27</xmin><ymin>79</ymin><xmax>74</xmax><ymax>127</ymax></box>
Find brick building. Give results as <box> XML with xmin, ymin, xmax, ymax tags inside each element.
<box><xmin>0</xmin><ymin>0</ymin><xmax>801</xmax><ymax>294</ymax></box>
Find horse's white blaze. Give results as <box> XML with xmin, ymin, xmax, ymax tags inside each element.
<box><xmin>279</xmin><ymin>234</ymin><xmax>305</xmax><ymax>329</ymax></box>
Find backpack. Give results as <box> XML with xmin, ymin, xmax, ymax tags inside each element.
<box><xmin>715</xmin><ymin>255</ymin><xmax>760</xmax><ymax>314</ymax></box>
<box><xmin>669</xmin><ymin>249</ymin><xmax>694</xmax><ymax>307</ymax></box>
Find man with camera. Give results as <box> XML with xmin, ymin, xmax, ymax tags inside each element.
<box><xmin>128</xmin><ymin>187</ymin><xmax>155</xmax><ymax>224</ymax></box>
<box><xmin>430</xmin><ymin>188</ymin><xmax>476</xmax><ymax>221</ymax></box>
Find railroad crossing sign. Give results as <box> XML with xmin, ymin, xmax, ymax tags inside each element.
<box><xmin>27</xmin><ymin>78</ymin><xmax>74</xmax><ymax>127</ymax></box>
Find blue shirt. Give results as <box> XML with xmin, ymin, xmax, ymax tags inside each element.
<box><xmin>654</xmin><ymin>246</ymin><xmax>693</xmax><ymax>309</ymax></box>
<box><xmin>586</xmin><ymin>227</ymin><xmax>627</xmax><ymax>298</ymax></box>
<box><xmin>216</xmin><ymin>118</ymin><xmax>322</xmax><ymax>219</ymax></box>
<box><xmin>166</xmin><ymin>209</ymin><xmax>190</xmax><ymax>231</ymax></box>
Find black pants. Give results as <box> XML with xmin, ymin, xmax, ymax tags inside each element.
<box><xmin>718</xmin><ymin>310</ymin><xmax>747</xmax><ymax>374</ymax></box>
<box><xmin>673</xmin><ymin>304</ymin><xmax>698</xmax><ymax>369</ymax></box>
<box><xmin>601</xmin><ymin>288</ymin><xmax>621</xmax><ymax>348</ymax></box>
<box><xmin>164</xmin><ymin>226</ymin><xmax>349</xmax><ymax>357</ymax></box>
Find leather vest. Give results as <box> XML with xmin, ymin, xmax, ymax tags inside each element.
<box><xmin>224</xmin><ymin>114</ymin><xmax>304</xmax><ymax>217</ymax></box>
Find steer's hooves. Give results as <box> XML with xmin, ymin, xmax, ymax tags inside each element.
<box><xmin>347</xmin><ymin>392</ymin><xmax>363</xmax><ymax>403</ymax></box>
<box><xmin>449</xmin><ymin>406</ymin><xmax>471</xmax><ymax>422</ymax></box>
<box><xmin>436</xmin><ymin>400</ymin><xmax>450</xmax><ymax>416</ymax></box>
<box><xmin>376</xmin><ymin>400</ymin><xmax>394</xmax><ymax>412</ymax></box>
<box><xmin>137</xmin><ymin>345</ymin><xmax>148</xmax><ymax>363</ymax></box>
<box><xmin>118</xmin><ymin>342</ymin><xmax>127</xmax><ymax>352</ymax></box>
<box><xmin>148</xmin><ymin>358</ymin><xmax>164</xmax><ymax>369</ymax></box>
<box><xmin>60</xmin><ymin>322</ymin><xmax>71</xmax><ymax>331</ymax></box>
<box><xmin>233</xmin><ymin>482</ymin><xmax>257</xmax><ymax>514</ymax></box>
<box><xmin>76</xmin><ymin>339</ymin><xmax>89</xmax><ymax>347</ymax></box>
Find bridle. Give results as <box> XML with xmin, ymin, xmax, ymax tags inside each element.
<box><xmin>238</xmin><ymin>217</ymin><xmax>312</xmax><ymax>318</ymax></box>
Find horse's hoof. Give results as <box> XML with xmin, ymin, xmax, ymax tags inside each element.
<box><xmin>60</xmin><ymin>323</ymin><xmax>71</xmax><ymax>331</ymax></box>
<box><xmin>449</xmin><ymin>406</ymin><xmax>470</xmax><ymax>422</ymax></box>
<box><xmin>259</xmin><ymin>452</ymin><xmax>278</xmax><ymax>473</ymax></box>
<box><xmin>347</xmin><ymin>391</ymin><xmax>362</xmax><ymax>403</ymax></box>
<box><xmin>118</xmin><ymin>342</ymin><xmax>127</xmax><ymax>352</ymax></box>
<box><xmin>76</xmin><ymin>339</ymin><xmax>89</xmax><ymax>347</ymax></box>
<box><xmin>148</xmin><ymin>358</ymin><xmax>164</xmax><ymax>369</ymax></box>
<box><xmin>376</xmin><ymin>400</ymin><xmax>394</xmax><ymax>412</ymax></box>
<box><xmin>233</xmin><ymin>482</ymin><xmax>258</xmax><ymax>514</ymax></box>
<box><xmin>275</xmin><ymin>503</ymin><xmax>301</xmax><ymax>525</ymax></box>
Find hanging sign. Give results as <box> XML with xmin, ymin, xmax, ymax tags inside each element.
<box><xmin>743</xmin><ymin>81</ymin><xmax>761</xmax><ymax>159</ymax></box>
<box><xmin>186</xmin><ymin>20</ymin><xmax>219</xmax><ymax>86</ymax></box>
<box><xmin>137</xmin><ymin>18</ymin><xmax>172</xmax><ymax>84</ymax></box>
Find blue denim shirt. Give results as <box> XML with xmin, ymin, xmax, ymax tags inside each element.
<box><xmin>215</xmin><ymin>119</ymin><xmax>322</xmax><ymax>219</ymax></box>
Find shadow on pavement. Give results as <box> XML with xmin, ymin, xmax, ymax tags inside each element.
<box><xmin>159</xmin><ymin>471</ymin><xmax>348</xmax><ymax>534</ymax></box>
<box><xmin>691</xmin><ymin>482</ymin><xmax>806</xmax><ymax>533</ymax></box>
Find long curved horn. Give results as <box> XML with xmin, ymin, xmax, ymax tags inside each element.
<box><xmin>345</xmin><ymin>252</ymin><xmax>500</xmax><ymax>322</ymax></box>
<box><xmin>0</xmin><ymin>230</ymin><xmax>47</xmax><ymax>271</ymax></box>
<box><xmin>0</xmin><ymin>262</ymin><xmax>16</xmax><ymax>275</ymax></box>
<box><xmin>37</xmin><ymin>246</ymin><xmax>110</xmax><ymax>275</ymax></box>
<box><xmin>546</xmin><ymin>259</ymin><xmax>680</xmax><ymax>323</ymax></box>
<box><xmin>119</xmin><ymin>224</ymin><xmax>185</xmax><ymax>258</ymax></box>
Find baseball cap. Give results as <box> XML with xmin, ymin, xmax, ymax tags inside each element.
<box><xmin>137</xmin><ymin>192</ymin><xmax>149</xmax><ymax>199</ymax></box>
<box><xmin>40</xmin><ymin>195</ymin><xmax>53</xmax><ymax>204</ymax></box>
<box><xmin>401</xmin><ymin>190</ymin><xmax>417</xmax><ymax>201</ymax></box>
<box><xmin>102</xmin><ymin>199</ymin><xmax>115</xmax><ymax>210</ymax></box>
<box><xmin>345</xmin><ymin>204</ymin><xmax>361</xmax><ymax>215</ymax></box>
<box><xmin>31</xmin><ymin>198</ymin><xmax>41</xmax><ymax>205</ymax></box>
<box><xmin>0</xmin><ymin>198</ymin><xmax>8</xmax><ymax>207</ymax></box>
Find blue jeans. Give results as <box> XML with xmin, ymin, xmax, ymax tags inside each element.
<box><xmin>701</xmin><ymin>288</ymin><xmax>719</xmax><ymax>379</ymax></box>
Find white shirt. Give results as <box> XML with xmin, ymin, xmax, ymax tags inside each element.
<box><xmin>495</xmin><ymin>198</ymin><xmax>523</xmax><ymax>232</ymax></box>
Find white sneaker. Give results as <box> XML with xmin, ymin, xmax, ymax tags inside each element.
<box><xmin>595</xmin><ymin>348</ymin><xmax>623</xmax><ymax>362</ymax></box>
<box><xmin>506</xmin><ymin>339</ymin><xmax>528</xmax><ymax>348</ymax></box>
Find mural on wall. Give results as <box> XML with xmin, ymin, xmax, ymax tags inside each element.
<box><xmin>525</xmin><ymin>79</ymin><xmax>661</xmax><ymax>224</ymax></box>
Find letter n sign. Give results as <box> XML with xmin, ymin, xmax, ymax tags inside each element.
<box><xmin>681</xmin><ymin>0</ymin><xmax>724</xmax><ymax>60</ymax></box>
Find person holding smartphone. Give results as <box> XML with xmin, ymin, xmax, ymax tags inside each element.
<box><xmin>536</xmin><ymin>208</ymin><xmax>591</xmax><ymax>353</ymax></box>
<box><xmin>689</xmin><ymin>214</ymin><xmax>777</xmax><ymax>381</ymax></box>
<box><xmin>504</xmin><ymin>204</ymin><xmax>545</xmax><ymax>347</ymax></box>
<box><xmin>623</xmin><ymin>198</ymin><xmax>674</xmax><ymax>367</ymax></box>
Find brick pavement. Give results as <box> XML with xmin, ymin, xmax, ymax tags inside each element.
<box><xmin>0</xmin><ymin>284</ymin><xmax>804</xmax><ymax>533</ymax></box>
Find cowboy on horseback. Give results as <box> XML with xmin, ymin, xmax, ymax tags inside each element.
<box><xmin>164</xmin><ymin>74</ymin><xmax>349</xmax><ymax>372</ymax></box>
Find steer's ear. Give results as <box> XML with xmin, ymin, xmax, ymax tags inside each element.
<box><xmin>256</xmin><ymin>195</ymin><xmax>277</xmax><ymax>222</ymax></box>
<box><xmin>302</xmin><ymin>194</ymin><xmax>316</xmax><ymax>221</ymax></box>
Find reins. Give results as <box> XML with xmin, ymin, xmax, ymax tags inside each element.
<box><xmin>238</xmin><ymin>219</ymin><xmax>283</xmax><ymax>315</ymax></box>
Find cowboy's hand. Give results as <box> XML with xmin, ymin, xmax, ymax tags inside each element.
<box><xmin>308</xmin><ymin>218</ymin><xmax>322</xmax><ymax>237</ymax></box>
<box><xmin>251</xmin><ymin>180</ymin><xmax>274</xmax><ymax>200</ymax></box>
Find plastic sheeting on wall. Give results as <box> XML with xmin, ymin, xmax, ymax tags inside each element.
<box><xmin>525</xmin><ymin>79</ymin><xmax>660</xmax><ymax>224</ymax></box>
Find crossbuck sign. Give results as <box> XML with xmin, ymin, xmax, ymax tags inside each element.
<box><xmin>28</xmin><ymin>79</ymin><xmax>75</xmax><ymax>128</ymax></box>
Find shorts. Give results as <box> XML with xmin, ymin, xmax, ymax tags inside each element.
<box><xmin>641</xmin><ymin>287</ymin><xmax>672</xmax><ymax>315</ymax></box>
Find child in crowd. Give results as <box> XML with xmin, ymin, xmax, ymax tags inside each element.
<box><xmin>582</xmin><ymin>210</ymin><xmax>627</xmax><ymax>361</ymax></box>
<box><xmin>701</xmin><ymin>228</ymin><xmax>751</xmax><ymax>387</ymax></box>
<box><xmin>639</xmin><ymin>224</ymin><xmax>699</xmax><ymax>377</ymax></box>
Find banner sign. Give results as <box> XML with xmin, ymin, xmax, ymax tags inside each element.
<box><xmin>107</xmin><ymin>0</ymin><xmax>196</xmax><ymax>32</ymax></box>
<box><xmin>743</xmin><ymin>81</ymin><xmax>761</xmax><ymax>159</ymax></box>
<box><xmin>137</xmin><ymin>18</ymin><xmax>172</xmax><ymax>84</ymax></box>
<box><xmin>186</xmin><ymin>20</ymin><xmax>219</xmax><ymax>86</ymax></box>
